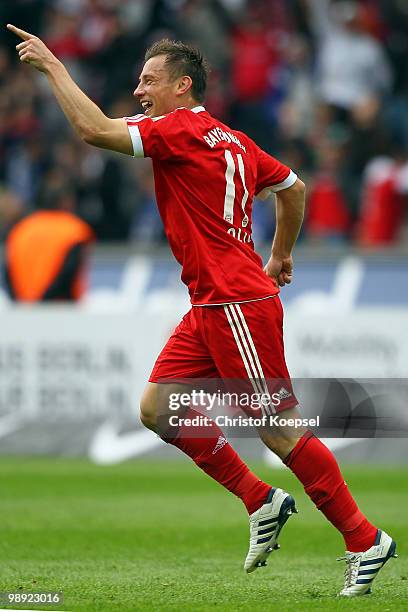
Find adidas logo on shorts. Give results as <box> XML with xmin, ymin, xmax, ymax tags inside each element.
<box><xmin>276</xmin><ymin>387</ymin><xmax>292</xmax><ymax>400</ymax></box>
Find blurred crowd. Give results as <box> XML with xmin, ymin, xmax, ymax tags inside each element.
<box><xmin>0</xmin><ymin>0</ymin><xmax>407</xmax><ymax>247</ymax></box>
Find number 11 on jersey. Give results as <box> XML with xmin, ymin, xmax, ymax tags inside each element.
<box><xmin>223</xmin><ymin>149</ymin><xmax>249</xmax><ymax>228</ymax></box>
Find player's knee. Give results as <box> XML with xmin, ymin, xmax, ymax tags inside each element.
<box><xmin>140</xmin><ymin>386</ymin><xmax>158</xmax><ymax>432</ymax></box>
<box><xmin>258</xmin><ymin>428</ymin><xmax>301</xmax><ymax>459</ymax></box>
<box><xmin>140</xmin><ymin>401</ymin><xmax>157</xmax><ymax>431</ymax></box>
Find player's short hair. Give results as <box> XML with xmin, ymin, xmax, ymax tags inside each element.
<box><xmin>144</xmin><ymin>39</ymin><xmax>208</xmax><ymax>104</ymax></box>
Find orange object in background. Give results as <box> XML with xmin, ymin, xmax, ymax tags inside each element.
<box><xmin>5</xmin><ymin>210</ymin><xmax>94</xmax><ymax>301</ymax></box>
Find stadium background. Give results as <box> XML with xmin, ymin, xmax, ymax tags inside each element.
<box><xmin>0</xmin><ymin>1</ymin><xmax>407</xmax><ymax>610</ymax></box>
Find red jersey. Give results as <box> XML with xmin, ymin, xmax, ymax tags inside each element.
<box><xmin>126</xmin><ymin>106</ymin><xmax>297</xmax><ymax>306</ymax></box>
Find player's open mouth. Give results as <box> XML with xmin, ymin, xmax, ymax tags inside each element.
<box><xmin>141</xmin><ymin>101</ymin><xmax>153</xmax><ymax>113</ymax></box>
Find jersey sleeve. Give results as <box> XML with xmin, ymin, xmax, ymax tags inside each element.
<box><xmin>125</xmin><ymin>111</ymin><xmax>187</xmax><ymax>161</ymax></box>
<box><xmin>255</xmin><ymin>145</ymin><xmax>298</xmax><ymax>196</ymax></box>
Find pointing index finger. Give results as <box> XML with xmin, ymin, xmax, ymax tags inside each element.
<box><xmin>7</xmin><ymin>24</ymin><xmax>34</xmax><ymax>41</ymax></box>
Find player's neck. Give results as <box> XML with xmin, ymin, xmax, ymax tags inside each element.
<box><xmin>174</xmin><ymin>98</ymin><xmax>202</xmax><ymax>112</ymax></box>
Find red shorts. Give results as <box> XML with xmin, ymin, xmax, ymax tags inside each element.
<box><xmin>149</xmin><ymin>296</ymin><xmax>297</xmax><ymax>415</ymax></box>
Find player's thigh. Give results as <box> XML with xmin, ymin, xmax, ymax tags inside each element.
<box><xmin>141</xmin><ymin>308</ymin><xmax>218</xmax><ymax>431</ymax></box>
<box><xmin>149</xmin><ymin>308</ymin><xmax>218</xmax><ymax>384</ymax></box>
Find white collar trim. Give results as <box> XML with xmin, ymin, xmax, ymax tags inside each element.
<box><xmin>175</xmin><ymin>106</ymin><xmax>206</xmax><ymax>113</ymax></box>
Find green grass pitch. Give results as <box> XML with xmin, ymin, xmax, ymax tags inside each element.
<box><xmin>0</xmin><ymin>458</ymin><xmax>407</xmax><ymax>611</ymax></box>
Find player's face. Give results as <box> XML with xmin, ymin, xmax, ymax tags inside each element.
<box><xmin>134</xmin><ymin>55</ymin><xmax>183</xmax><ymax>118</ymax></box>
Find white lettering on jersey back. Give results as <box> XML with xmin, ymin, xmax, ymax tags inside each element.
<box><xmin>228</xmin><ymin>227</ymin><xmax>252</xmax><ymax>244</ymax></box>
<box><xmin>203</xmin><ymin>128</ymin><xmax>246</xmax><ymax>152</ymax></box>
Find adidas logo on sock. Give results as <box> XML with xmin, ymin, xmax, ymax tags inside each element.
<box><xmin>212</xmin><ymin>435</ymin><xmax>227</xmax><ymax>455</ymax></box>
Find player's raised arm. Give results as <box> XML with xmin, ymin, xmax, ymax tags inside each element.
<box><xmin>6</xmin><ymin>24</ymin><xmax>133</xmax><ymax>156</ymax></box>
<box><xmin>264</xmin><ymin>178</ymin><xmax>306</xmax><ymax>287</ymax></box>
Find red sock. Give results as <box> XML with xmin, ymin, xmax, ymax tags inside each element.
<box><xmin>284</xmin><ymin>432</ymin><xmax>377</xmax><ymax>552</ymax></box>
<box><xmin>163</xmin><ymin>408</ymin><xmax>271</xmax><ymax>514</ymax></box>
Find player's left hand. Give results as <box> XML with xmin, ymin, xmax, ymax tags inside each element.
<box><xmin>7</xmin><ymin>24</ymin><xmax>58</xmax><ymax>73</ymax></box>
<box><xmin>264</xmin><ymin>254</ymin><xmax>293</xmax><ymax>287</ymax></box>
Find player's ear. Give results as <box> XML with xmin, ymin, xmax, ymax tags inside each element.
<box><xmin>176</xmin><ymin>76</ymin><xmax>193</xmax><ymax>97</ymax></box>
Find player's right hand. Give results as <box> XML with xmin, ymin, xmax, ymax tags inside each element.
<box><xmin>7</xmin><ymin>24</ymin><xmax>59</xmax><ymax>73</ymax></box>
<box><xmin>264</xmin><ymin>254</ymin><xmax>294</xmax><ymax>287</ymax></box>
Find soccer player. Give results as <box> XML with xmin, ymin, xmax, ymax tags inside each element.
<box><xmin>8</xmin><ymin>24</ymin><xmax>396</xmax><ymax>596</ymax></box>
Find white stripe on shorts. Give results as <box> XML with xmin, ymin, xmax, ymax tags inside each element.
<box><xmin>223</xmin><ymin>305</ymin><xmax>265</xmax><ymax>402</ymax></box>
<box><xmin>230</xmin><ymin>304</ymin><xmax>274</xmax><ymax>413</ymax></box>
<box><xmin>223</xmin><ymin>304</ymin><xmax>276</xmax><ymax>416</ymax></box>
